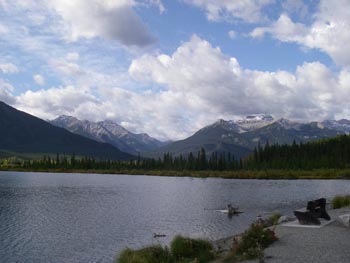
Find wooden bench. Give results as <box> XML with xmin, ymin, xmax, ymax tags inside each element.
<box><xmin>294</xmin><ymin>198</ymin><xmax>331</xmax><ymax>225</ymax></box>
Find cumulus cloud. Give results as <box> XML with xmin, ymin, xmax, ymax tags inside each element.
<box><xmin>0</xmin><ymin>63</ymin><xmax>18</xmax><ymax>74</ymax></box>
<box><xmin>16</xmin><ymin>86</ymin><xmax>99</xmax><ymax>120</ymax></box>
<box><xmin>129</xmin><ymin>35</ymin><xmax>246</xmax><ymax>114</ymax></box>
<box><xmin>33</xmin><ymin>74</ymin><xmax>45</xmax><ymax>86</ymax></box>
<box><xmin>48</xmin><ymin>0</ymin><xmax>157</xmax><ymax>47</ymax></box>
<box><xmin>12</xmin><ymin>84</ymin><xmax>200</xmax><ymax>140</ymax></box>
<box><xmin>130</xmin><ymin>35</ymin><xmax>350</xmax><ymax>125</ymax></box>
<box><xmin>48</xmin><ymin>55</ymin><xmax>130</xmax><ymax>90</ymax></box>
<box><xmin>0</xmin><ymin>0</ymin><xmax>159</xmax><ymax>47</ymax></box>
<box><xmin>250</xmin><ymin>0</ymin><xmax>350</xmax><ymax>66</ymax></box>
<box><xmin>250</xmin><ymin>13</ymin><xmax>309</xmax><ymax>40</ymax></box>
<box><xmin>228</xmin><ymin>30</ymin><xmax>236</xmax><ymax>39</ymax></box>
<box><xmin>5</xmin><ymin>36</ymin><xmax>350</xmax><ymax>140</ymax></box>
<box><xmin>49</xmin><ymin>57</ymin><xmax>85</xmax><ymax>79</ymax></box>
<box><xmin>66</xmin><ymin>52</ymin><xmax>80</xmax><ymax>61</ymax></box>
<box><xmin>144</xmin><ymin>0</ymin><xmax>165</xmax><ymax>13</ymax></box>
<box><xmin>0</xmin><ymin>22</ymin><xmax>8</xmax><ymax>33</ymax></box>
<box><xmin>281</xmin><ymin>0</ymin><xmax>308</xmax><ymax>18</ymax></box>
<box><xmin>0</xmin><ymin>79</ymin><xmax>16</xmax><ymax>104</ymax></box>
<box><xmin>183</xmin><ymin>0</ymin><xmax>274</xmax><ymax>23</ymax></box>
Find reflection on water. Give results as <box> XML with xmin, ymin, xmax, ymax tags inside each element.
<box><xmin>0</xmin><ymin>171</ymin><xmax>349</xmax><ymax>263</ymax></box>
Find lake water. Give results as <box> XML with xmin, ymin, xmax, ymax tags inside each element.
<box><xmin>0</xmin><ymin>171</ymin><xmax>349</xmax><ymax>263</ymax></box>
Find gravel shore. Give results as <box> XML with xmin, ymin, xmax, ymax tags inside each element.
<box><xmin>213</xmin><ymin>206</ymin><xmax>350</xmax><ymax>263</ymax></box>
<box><xmin>262</xmin><ymin>207</ymin><xmax>350</xmax><ymax>263</ymax></box>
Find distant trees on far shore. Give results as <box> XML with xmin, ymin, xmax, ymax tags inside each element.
<box><xmin>4</xmin><ymin>134</ymin><xmax>350</xmax><ymax>171</ymax></box>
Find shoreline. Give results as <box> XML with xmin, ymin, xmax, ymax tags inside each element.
<box><xmin>260</xmin><ymin>206</ymin><xmax>350</xmax><ymax>263</ymax></box>
<box><xmin>212</xmin><ymin>205</ymin><xmax>350</xmax><ymax>263</ymax></box>
<box><xmin>1</xmin><ymin>168</ymin><xmax>350</xmax><ymax>180</ymax></box>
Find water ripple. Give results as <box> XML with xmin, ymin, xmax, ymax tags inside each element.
<box><xmin>1</xmin><ymin>172</ymin><xmax>350</xmax><ymax>262</ymax></box>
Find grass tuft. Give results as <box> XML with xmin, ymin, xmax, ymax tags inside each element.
<box><xmin>117</xmin><ymin>245</ymin><xmax>171</xmax><ymax>263</ymax></box>
<box><xmin>332</xmin><ymin>195</ymin><xmax>350</xmax><ymax>209</ymax></box>
<box><xmin>268</xmin><ymin>213</ymin><xmax>282</xmax><ymax>226</ymax></box>
<box><xmin>170</xmin><ymin>235</ymin><xmax>214</xmax><ymax>262</ymax></box>
<box><xmin>116</xmin><ymin>236</ymin><xmax>214</xmax><ymax>263</ymax></box>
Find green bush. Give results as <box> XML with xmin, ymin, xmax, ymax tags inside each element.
<box><xmin>116</xmin><ymin>236</ymin><xmax>214</xmax><ymax>263</ymax></box>
<box><xmin>170</xmin><ymin>235</ymin><xmax>214</xmax><ymax>263</ymax></box>
<box><xmin>234</xmin><ymin>224</ymin><xmax>277</xmax><ymax>260</ymax></box>
<box><xmin>268</xmin><ymin>213</ymin><xmax>281</xmax><ymax>226</ymax></box>
<box><xmin>117</xmin><ymin>245</ymin><xmax>171</xmax><ymax>263</ymax></box>
<box><xmin>332</xmin><ymin>195</ymin><xmax>350</xmax><ymax>209</ymax></box>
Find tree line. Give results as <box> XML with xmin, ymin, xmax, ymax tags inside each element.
<box><xmin>245</xmin><ymin>134</ymin><xmax>350</xmax><ymax>170</ymax></box>
<box><xmin>20</xmin><ymin>149</ymin><xmax>242</xmax><ymax>171</ymax></box>
<box><xmin>6</xmin><ymin>134</ymin><xmax>350</xmax><ymax>171</ymax></box>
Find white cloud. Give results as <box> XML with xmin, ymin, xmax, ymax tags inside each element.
<box><xmin>282</xmin><ymin>0</ymin><xmax>308</xmax><ymax>18</ymax></box>
<box><xmin>50</xmin><ymin>58</ymin><xmax>84</xmax><ymax>77</ymax></box>
<box><xmin>66</xmin><ymin>52</ymin><xmax>80</xmax><ymax>61</ymax></box>
<box><xmin>48</xmin><ymin>56</ymin><xmax>131</xmax><ymax>90</ymax></box>
<box><xmin>250</xmin><ymin>0</ymin><xmax>350</xmax><ymax>66</ymax></box>
<box><xmin>0</xmin><ymin>79</ymin><xmax>16</xmax><ymax>104</ymax></box>
<box><xmin>48</xmin><ymin>0</ymin><xmax>157</xmax><ymax>47</ymax></box>
<box><xmin>5</xmin><ymin>36</ymin><xmax>350</xmax><ymax>141</ymax></box>
<box><xmin>228</xmin><ymin>30</ymin><xmax>236</xmax><ymax>39</ymax></box>
<box><xmin>0</xmin><ymin>22</ymin><xmax>8</xmax><ymax>34</ymax></box>
<box><xmin>250</xmin><ymin>13</ymin><xmax>308</xmax><ymax>40</ymax></box>
<box><xmin>0</xmin><ymin>0</ymin><xmax>159</xmax><ymax>47</ymax></box>
<box><xmin>33</xmin><ymin>74</ymin><xmax>45</xmax><ymax>86</ymax></box>
<box><xmin>144</xmin><ymin>0</ymin><xmax>165</xmax><ymax>13</ymax></box>
<box><xmin>0</xmin><ymin>63</ymin><xmax>18</xmax><ymax>74</ymax></box>
<box><xmin>16</xmin><ymin>86</ymin><xmax>99</xmax><ymax>120</ymax></box>
<box><xmin>183</xmin><ymin>0</ymin><xmax>274</xmax><ymax>23</ymax></box>
<box><xmin>129</xmin><ymin>35</ymin><xmax>350</xmax><ymax>127</ymax></box>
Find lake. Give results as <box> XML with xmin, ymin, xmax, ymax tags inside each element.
<box><xmin>0</xmin><ymin>171</ymin><xmax>349</xmax><ymax>263</ymax></box>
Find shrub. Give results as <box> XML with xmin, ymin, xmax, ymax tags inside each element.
<box><xmin>268</xmin><ymin>213</ymin><xmax>281</xmax><ymax>226</ymax></box>
<box><xmin>117</xmin><ymin>236</ymin><xmax>214</xmax><ymax>263</ymax></box>
<box><xmin>233</xmin><ymin>224</ymin><xmax>277</xmax><ymax>260</ymax></box>
<box><xmin>170</xmin><ymin>235</ymin><xmax>214</xmax><ymax>263</ymax></box>
<box><xmin>332</xmin><ymin>195</ymin><xmax>350</xmax><ymax>209</ymax></box>
<box><xmin>117</xmin><ymin>245</ymin><xmax>171</xmax><ymax>263</ymax></box>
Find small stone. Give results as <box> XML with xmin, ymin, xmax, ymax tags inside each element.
<box><xmin>339</xmin><ymin>214</ymin><xmax>350</xmax><ymax>228</ymax></box>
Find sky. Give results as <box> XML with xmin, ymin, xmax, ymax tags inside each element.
<box><xmin>0</xmin><ymin>0</ymin><xmax>350</xmax><ymax>141</ymax></box>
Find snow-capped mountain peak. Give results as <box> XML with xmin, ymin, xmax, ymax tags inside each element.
<box><xmin>274</xmin><ymin>118</ymin><xmax>297</xmax><ymax>129</ymax></box>
<box><xmin>50</xmin><ymin>116</ymin><xmax>165</xmax><ymax>154</ymax></box>
<box><xmin>237</xmin><ymin>114</ymin><xmax>274</xmax><ymax>123</ymax></box>
<box><xmin>205</xmin><ymin>119</ymin><xmax>242</xmax><ymax>132</ymax></box>
<box><xmin>321</xmin><ymin>119</ymin><xmax>350</xmax><ymax>134</ymax></box>
<box><xmin>236</xmin><ymin>114</ymin><xmax>274</xmax><ymax>131</ymax></box>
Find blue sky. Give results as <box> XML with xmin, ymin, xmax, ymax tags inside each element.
<box><xmin>0</xmin><ymin>0</ymin><xmax>349</xmax><ymax>140</ymax></box>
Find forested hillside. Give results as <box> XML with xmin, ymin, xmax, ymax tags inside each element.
<box><xmin>9</xmin><ymin>135</ymin><xmax>350</xmax><ymax>173</ymax></box>
<box><xmin>245</xmin><ymin>135</ymin><xmax>350</xmax><ymax>170</ymax></box>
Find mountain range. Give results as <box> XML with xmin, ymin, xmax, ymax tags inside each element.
<box><xmin>145</xmin><ymin>115</ymin><xmax>350</xmax><ymax>159</ymax></box>
<box><xmin>0</xmin><ymin>102</ymin><xmax>134</xmax><ymax>160</ymax></box>
<box><xmin>50</xmin><ymin>113</ymin><xmax>350</xmax><ymax>160</ymax></box>
<box><xmin>50</xmin><ymin>116</ymin><xmax>167</xmax><ymax>155</ymax></box>
<box><xmin>1</xmin><ymin>100</ymin><xmax>350</xmax><ymax>161</ymax></box>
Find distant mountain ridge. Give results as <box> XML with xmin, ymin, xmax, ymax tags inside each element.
<box><xmin>320</xmin><ymin>119</ymin><xmax>350</xmax><ymax>134</ymax></box>
<box><xmin>145</xmin><ymin>118</ymin><xmax>252</xmax><ymax>159</ymax></box>
<box><xmin>50</xmin><ymin>113</ymin><xmax>350</xmax><ymax>160</ymax></box>
<box><xmin>2</xmin><ymin>100</ymin><xmax>349</xmax><ymax>162</ymax></box>
<box><xmin>0</xmin><ymin>101</ymin><xmax>134</xmax><ymax>160</ymax></box>
<box><xmin>146</xmin><ymin>115</ymin><xmax>349</xmax><ymax>159</ymax></box>
<box><xmin>50</xmin><ymin>116</ymin><xmax>166</xmax><ymax>155</ymax></box>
